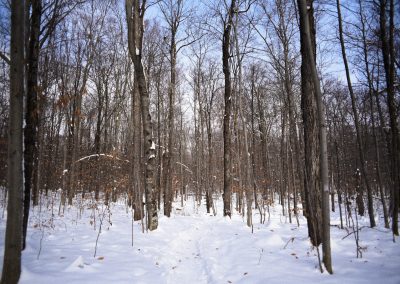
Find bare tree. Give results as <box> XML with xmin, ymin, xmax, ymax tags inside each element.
<box><xmin>222</xmin><ymin>0</ymin><xmax>236</xmax><ymax>217</ymax></box>
<box><xmin>159</xmin><ymin>0</ymin><xmax>192</xmax><ymax>217</ymax></box>
<box><xmin>126</xmin><ymin>0</ymin><xmax>158</xmax><ymax>231</ymax></box>
<box><xmin>336</xmin><ymin>0</ymin><xmax>375</xmax><ymax>228</ymax></box>
<box><xmin>297</xmin><ymin>0</ymin><xmax>332</xmax><ymax>273</ymax></box>
<box><xmin>378</xmin><ymin>0</ymin><xmax>399</xmax><ymax>236</ymax></box>
<box><xmin>23</xmin><ymin>0</ymin><xmax>82</xmax><ymax>249</ymax></box>
<box><xmin>355</xmin><ymin>0</ymin><xmax>389</xmax><ymax>228</ymax></box>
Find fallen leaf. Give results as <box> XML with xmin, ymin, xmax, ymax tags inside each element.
<box><xmin>97</xmin><ymin>256</ymin><xmax>104</xmax><ymax>260</ymax></box>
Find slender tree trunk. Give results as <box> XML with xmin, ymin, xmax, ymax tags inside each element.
<box><xmin>250</xmin><ymin>70</ymin><xmax>259</xmax><ymax>210</ymax></box>
<box><xmin>379</xmin><ymin>0</ymin><xmax>399</xmax><ymax>236</ymax></box>
<box><xmin>23</xmin><ymin>0</ymin><xmax>42</xmax><ymax>251</ymax></box>
<box><xmin>68</xmin><ymin>88</ymin><xmax>82</xmax><ymax>205</ymax></box>
<box><xmin>255</xmin><ymin>80</ymin><xmax>270</xmax><ymax>201</ymax></box>
<box><xmin>94</xmin><ymin>81</ymin><xmax>103</xmax><ymax>202</ymax></box>
<box><xmin>179</xmin><ymin>106</ymin><xmax>184</xmax><ymax>208</ymax></box>
<box><xmin>283</xmin><ymin>35</ymin><xmax>302</xmax><ymax>219</ymax></box>
<box><xmin>156</xmin><ymin>69</ymin><xmax>162</xmax><ymax>210</ymax></box>
<box><xmin>233</xmin><ymin>10</ymin><xmax>253</xmax><ymax>227</ymax></box>
<box><xmin>164</xmin><ymin>31</ymin><xmax>177</xmax><ymax>217</ymax></box>
<box><xmin>206</xmin><ymin>87</ymin><xmax>215</xmax><ymax>214</ymax></box>
<box><xmin>335</xmin><ymin>139</ymin><xmax>344</xmax><ymax>229</ymax></box>
<box><xmin>286</xmin><ymin>137</ymin><xmax>292</xmax><ymax>223</ymax></box>
<box><xmin>336</xmin><ymin>0</ymin><xmax>375</xmax><ymax>227</ymax></box>
<box><xmin>358</xmin><ymin>0</ymin><xmax>389</xmax><ymax>228</ymax></box>
<box><xmin>280</xmin><ymin>109</ymin><xmax>287</xmax><ymax>216</ymax></box>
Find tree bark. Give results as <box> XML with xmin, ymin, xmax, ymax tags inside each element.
<box><xmin>126</xmin><ymin>0</ymin><xmax>158</xmax><ymax>231</ymax></box>
<box><xmin>23</xmin><ymin>0</ymin><xmax>42</xmax><ymax>252</ymax></box>
<box><xmin>132</xmin><ymin>79</ymin><xmax>144</xmax><ymax>221</ymax></box>
<box><xmin>164</xmin><ymin>34</ymin><xmax>176</xmax><ymax>217</ymax></box>
<box><xmin>298</xmin><ymin>0</ymin><xmax>332</xmax><ymax>273</ymax></box>
<box><xmin>1</xmin><ymin>0</ymin><xmax>25</xmax><ymax>282</ymax></box>
<box><xmin>233</xmin><ymin>9</ymin><xmax>253</xmax><ymax>227</ymax></box>
<box><xmin>255</xmin><ymin>78</ymin><xmax>270</xmax><ymax>201</ymax></box>
<box><xmin>379</xmin><ymin>0</ymin><xmax>399</xmax><ymax>236</ymax></box>
<box><xmin>298</xmin><ymin>0</ymin><xmax>322</xmax><ymax>247</ymax></box>
<box><xmin>222</xmin><ymin>0</ymin><xmax>236</xmax><ymax>218</ymax></box>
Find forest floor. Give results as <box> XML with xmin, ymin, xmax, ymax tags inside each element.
<box><xmin>0</xmin><ymin>193</ymin><xmax>399</xmax><ymax>283</ymax></box>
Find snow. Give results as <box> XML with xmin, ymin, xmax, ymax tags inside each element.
<box><xmin>176</xmin><ymin>162</ymin><xmax>193</xmax><ymax>174</ymax></box>
<box><xmin>75</xmin><ymin>153</ymin><xmax>130</xmax><ymax>163</ymax></box>
<box><xmin>0</xmin><ymin>194</ymin><xmax>399</xmax><ymax>283</ymax></box>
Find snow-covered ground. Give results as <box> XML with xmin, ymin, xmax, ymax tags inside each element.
<box><xmin>0</xmin><ymin>194</ymin><xmax>399</xmax><ymax>283</ymax></box>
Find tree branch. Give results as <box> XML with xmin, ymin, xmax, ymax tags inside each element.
<box><xmin>0</xmin><ymin>51</ymin><xmax>11</xmax><ymax>65</ymax></box>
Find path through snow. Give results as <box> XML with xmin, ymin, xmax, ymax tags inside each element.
<box><xmin>0</xmin><ymin>197</ymin><xmax>399</xmax><ymax>283</ymax></box>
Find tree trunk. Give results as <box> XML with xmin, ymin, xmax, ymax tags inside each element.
<box><xmin>336</xmin><ymin>0</ymin><xmax>375</xmax><ymax>227</ymax></box>
<box><xmin>280</xmin><ymin>108</ymin><xmax>287</xmax><ymax>216</ymax></box>
<box><xmin>298</xmin><ymin>0</ymin><xmax>332</xmax><ymax>273</ymax></box>
<box><xmin>156</xmin><ymin>66</ymin><xmax>163</xmax><ymax>210</ymax></box>
<box><xmin>379</xmin><ymin>0</ymin><xmax>399</xmax><ymax>236</ymax></box>
<box><xmin>298</xmin><ymin>0</ymin><xmax>322</xmax><ymax>247</ymax></box>
<box><xmin>206</xmin><ymin>113</ymin><xmax>214</xmax><ymax>213</ymax></box>
<box><xmin>164</xmin><ymin>30</ymin><xmax>177</xmax><ymax>217</ymax></box>
<box><xmin>23</xmin><ymin>0</ymin><xmax>42</xmax><ymax>251</ymax></box>
<box><xmin>250</xmin><ymin>69</ymin><xmax>259</xmax><ymax>211</ymax></box>
<box><xmin>255</xmin><ymin>77</ymin><xmax>270</xmax><ymax>201</ymax></box>
<box><xmin>132</xmin><ymin>79</ymin><xmax>143</xmax><ymax>221</ymax></box>
<box><xmin>222</xmin><ymin>0</ymin><xmax>236</xmax><ymax>218</ymax></box>
<box><xmin>233</xmin><ymin>10</ymin><xmax>253</xmax><ymax>227</ymax></box>
<box><xmin>358</xmin><ymin>0</ymin><xmax>389</xmax><ymax>228</ymax></box>
<box><xmin>1</xmin><ymin>0</ymin><xmax>25</xmax><ymax>282</ymax></box>
<box><xmin>126</xmin><ymin>0</ymin><xmax>158</xmax><ymax>231</ymax></box>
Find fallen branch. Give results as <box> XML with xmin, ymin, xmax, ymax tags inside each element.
<box><xmin>76</xmin><ymin>153</ymin><xmax>130</xmax><ymax>164</ymax></box>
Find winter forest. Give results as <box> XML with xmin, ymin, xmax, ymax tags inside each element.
<box><xmin>0</xmin><ymin>0</ymin><xmax>399</xmax><ymax>283</ymax></box>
